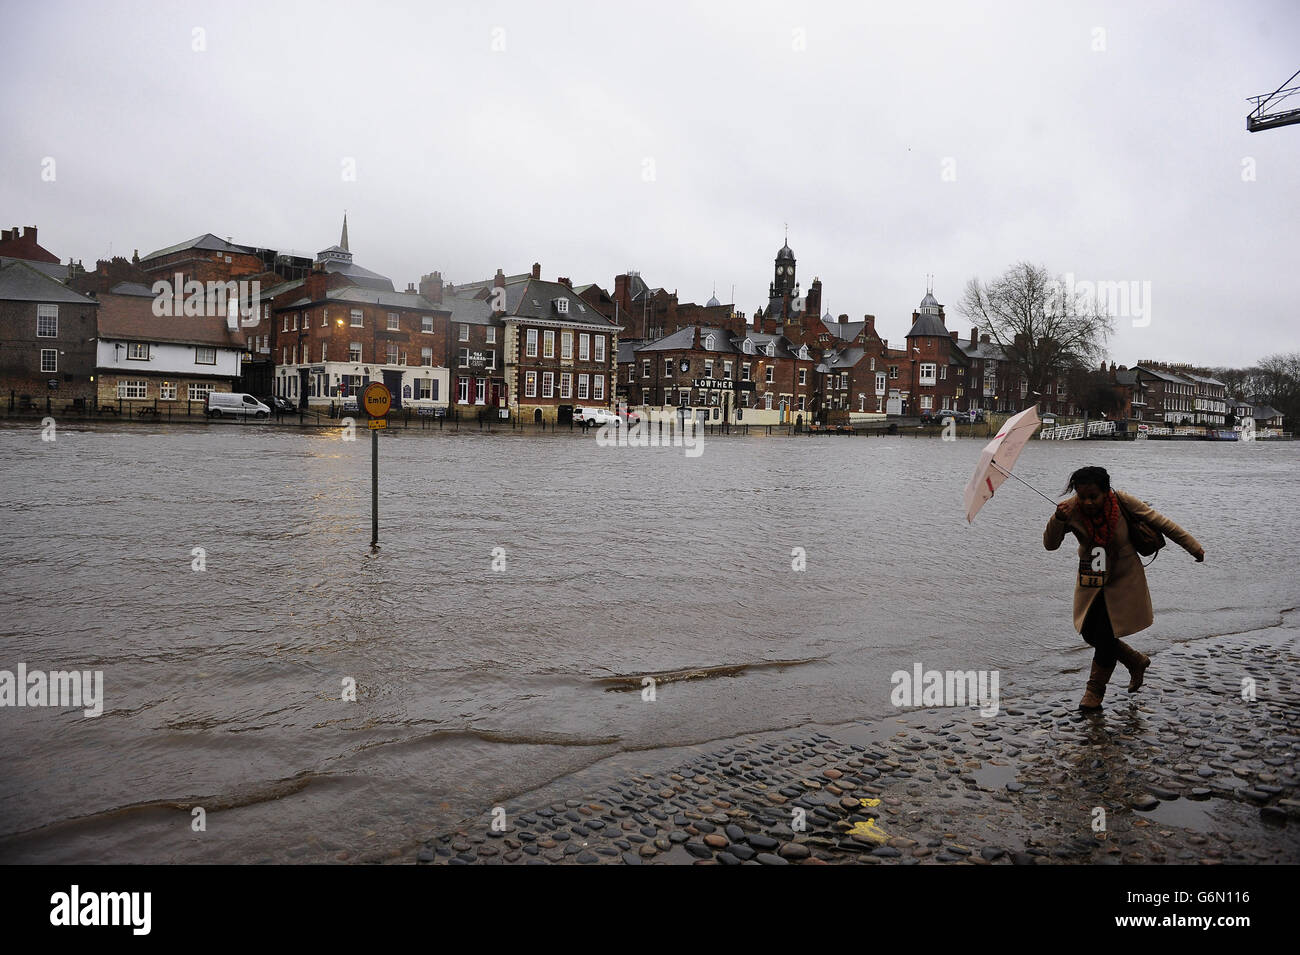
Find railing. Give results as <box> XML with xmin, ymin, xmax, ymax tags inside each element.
<box><xmin>1039</xmin><ymin>419</ymin><xmax>1116</xmax><ymax>440</ymax></box>
<box><xmin>1039</xmin><ymin>423</ymin><xmax>1083</xmax><ymax>440</ymax></box>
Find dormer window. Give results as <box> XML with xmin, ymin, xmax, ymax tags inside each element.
<box><xmin>798</xmin><ymin>345</ymin><xmax>810</xmax><ymax>360</ymax></box>
<box><xmin>766</xmin><ymin>342</ymin><xmax>776</xmax><ymax>357</ymax></box>
<box><xmin>704</xmin><ymin>334</ymin><xmax>715</xmax><ymax>349</ymax></box>
<box><xmin>743</xmin><ymin>339</ymin><xmax>754</xmax><ymax>354</ymax></box>
<box><xmin>556</xmin><ymin>298</ymin><xmax>569</xmax><ymax>314</ymax></box>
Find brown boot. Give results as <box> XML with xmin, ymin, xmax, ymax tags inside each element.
<box><xmin>1079</xmin><ymin>660</ymin><xmax>1116</xmax><ymax>711</ymax></box>
<box><xmin>1114</xmin><ymin>640</ymin><xmax>1150</xmax><ymax>692</ymax></box>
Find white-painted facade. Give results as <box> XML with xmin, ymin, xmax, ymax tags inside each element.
<box><xmin>96</xmin><ymin>339</ymin><xmax>242</xmax><ymax>378</ymax></box>
<box><xmin>276</xmin><ymin>361</ymin><xmax>451</xmax><ymax>410</ymax></box>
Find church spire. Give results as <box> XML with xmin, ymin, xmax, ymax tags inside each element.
<box><xmin>340</xmin><ymin>212</ymin><xmax>349</xmax><ymax>252</ymax></box>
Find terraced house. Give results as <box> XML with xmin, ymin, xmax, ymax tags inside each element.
<box><xmin>627</xmin><ymin>324</ymin><xmax>815</xmax><ymax>425</ymax></box>
<box><xmin>267</xmin><ymin>227</ymin><xmax>452</xmax><ymax>411</ymax></box>
<box><xmin>94</xmin><ymin>283</ymin><xmax>246</xmax><ymax>409</ymax></box>
<box><xmin>485</xmin><ymin>264</ymin><xmax>620</xmax><ymax>425</ymax></box>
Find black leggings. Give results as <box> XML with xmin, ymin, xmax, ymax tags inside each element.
<box><xmin>1081</xmin><ymin>591</ymin><xmax>1119</xmax><ymax>668</ymax></box>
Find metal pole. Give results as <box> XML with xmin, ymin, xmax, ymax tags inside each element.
<box><xmin>370</xmin><ymin>428</ymin><xmax>379</xmax><ymax>550</ymax></box>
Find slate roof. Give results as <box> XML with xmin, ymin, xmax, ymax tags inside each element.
<box><xmin>140</xmin><ymin>233</ymin><xmax>255</xmax><ymax>262</ymax></box>
<box><xmin>636</xmin><ymin>326</ymin><xmax>737</xmax><ymax>353</ymax></box>
<box><xmin>0</xmin><ymin>255</ymin><xmax>69</xmax><ymax>282</ymax></box>
<box><xmin>617</xmin><ymin>339</ymin><xmax>641</xmax><ymax>363</ymax></box>
<box><xmin>503</xmin><ymin>279</ymin><xmax>618</xmax><ymax>328</ymax></box>
<box><xmin>109</xmin><ymin>281</ymin><xmax>156</xmax><ymax>298</ymax></box>
<box><xmin>95</xmin><ymin>292</ymin><xmax>247</xmax><ymax>349</ymax></box>
<box><xmin>959</xmin><ymin>338</ymin><xmax>1007</xmax><ymax>361</ymax></box>
<box><xmin>0</xmin><ymin>259</ymin><xmax>98</xmax><ymax>304</ymax></box>
<box><xmin>905</xmin><ymin>313</ymin><xmax>950</xmax><ymax>338</ymax></box>
<box><xmin>822</xmin><ymin>320</ymin><xmax>867</xmax><ymax>341</ymax></box>
<box><xmin>821</xmin><ymin>346</ymin><xmax>868</xmax><ymax>370</ymax></box>
<box><xmin>1136</xmin><ymin>365</ymin><xmax>1195</xmax><ymax>385</ymax></box>
<box><xmin>282</xmin><ymin>286</ymin><xmax>438</xmax><ymax>311</ymax></box>
<box><xmin>320</xmin><ymin>258</ymin><xmax>393</xmax><ymax>291</ymax></box>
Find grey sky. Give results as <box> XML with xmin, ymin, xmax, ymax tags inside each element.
<box><xmin>2</xmin><ymin>0</ymin><xmax>1296</xmax><ymax>367</ymax></box>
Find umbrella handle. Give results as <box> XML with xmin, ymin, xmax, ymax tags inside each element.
<box><xmin>989</xmin><ymin>461</ymin><xmax>1059</xmax><ymax>507</ymax></box>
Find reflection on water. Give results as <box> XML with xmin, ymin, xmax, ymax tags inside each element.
<box><xmin>0</xmin><ymin>423</ymin><xmax>1295</xmax><ymax>861</ymax></box>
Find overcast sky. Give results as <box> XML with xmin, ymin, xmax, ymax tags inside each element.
<box><xmin>2</xmin><ymin>0</ymin><xmax>1296</xmax><ymax>367</ymax></box>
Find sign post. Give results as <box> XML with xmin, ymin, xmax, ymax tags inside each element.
<box><xmin>361</xmin><ymin>382</ymin><xmax>392</xmax><ymax>550</ymax></box>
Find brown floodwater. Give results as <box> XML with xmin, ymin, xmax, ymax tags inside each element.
<box><xmin>0</xmin><ymin>421</ymin><xmax>1295</xmax><ymax>861</ymax></box>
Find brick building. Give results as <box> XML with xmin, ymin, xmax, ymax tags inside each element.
<box><xmin>0</xmin><ymin>259</ymin><xmax>99</xmax><ymax>410</ymax></box>
<box><xmin>0</xmin><ymin>225</ymin><xmax>60</xmax><ymax>266</ymax></box>
<box><xmin>272</xmin><ymin>264</ymin><xmax>449</xmax><ymax>412</ymax></box>
<box><xmin>626</xmin><ymin>324</ymin><xmax>814</xmax><ymax>425</ymax></box>
<box><xmin>495</xmin><ymin>264</ymin><xmax>620</xmax><ymax>424</ymax></box>
<box><xmin>579</xmin><ymin>271</ymin><xmax>740</xmax><ymax>341</ymax></box>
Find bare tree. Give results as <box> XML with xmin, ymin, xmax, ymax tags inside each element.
<box><xmin>1252</xmin><ymin>351</ymin><xmax>1300</xmax><ymax>423</ymax></box>
<box><xmin>958</xmin><ymin>261</ymin><xmax>1114</xmax><ymax>398</ymax></box>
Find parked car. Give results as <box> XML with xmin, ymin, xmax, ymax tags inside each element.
<box><xmin>207</xmin><ymin>392</ymin><xmax>271</xmax><ymax>419</ymax></box>
<box><xmin>573</xmin><ymin>406</ymin><xmax>621</xmax><ymax>427</ymax></box>
<box><xmin>259</xmin><ymin>395</ymin><xmax>294</xmax><ymax>414</ymax></box>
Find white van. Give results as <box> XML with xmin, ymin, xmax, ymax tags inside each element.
<box><xmin>207</xmin><ymin>392</ymin><xmax>271</xmax><ymax>419</ymax></box>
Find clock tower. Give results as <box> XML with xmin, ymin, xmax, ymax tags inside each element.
<box><xmin>770</xmin><ymin>241</ymin><xmax>796</xmax><ymax>300</ymax></box>
<box><xmin>767</xmin><ymin>232</ymin><xmax>798</xmax><ymax>325</ymax></box>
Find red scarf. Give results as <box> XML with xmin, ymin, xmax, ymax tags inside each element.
<box><xmin>1081</xmin><ymin>490</ymin><xmax>1120</xmax><ymax>551</ymax></box>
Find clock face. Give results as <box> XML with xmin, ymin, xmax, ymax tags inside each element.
<box><xmin>679</xmin><ymin>359</ymin><xmax>691</xmax><ymax>373</ymax></box>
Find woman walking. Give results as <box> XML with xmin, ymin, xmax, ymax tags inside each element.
<box><xmin>1044</xmin><ymin>466</ymin><xmax>1205</xmax><ymax>710</ymax></box>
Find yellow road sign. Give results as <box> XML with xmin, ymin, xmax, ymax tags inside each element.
<box><xmin>362</xmin><ymin>382</ymin><xmax>392</xmax><ymax>418</ymax></box>
<box><xmin>367</xmin><ymin>418</ymin><xmax>387</xmax><ymax>430</ymax></box>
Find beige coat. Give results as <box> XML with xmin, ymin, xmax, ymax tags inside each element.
<box><xmin>1044</xmin><ymin>490</ymin><xmax>1202</xmax><ymax>638</ymax></box>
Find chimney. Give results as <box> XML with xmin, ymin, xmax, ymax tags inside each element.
<box><xmin>864</xmin><ymin>315</ymin><xmax>875</xmax><ymax>336</ymax></box>
<box><xmin>950</xmin><ymin>330</ymin><xmax>959</xmax><ymax>342</ymax></box>
<box><xmin>419</xmin><ymin>270</ymin><xmax>443</xmax><ymax>304</ymax></box>
<box><xmin>838</xmin><ymin>314</ymin><xmax>848</xmax><ymax>324</ymax></box>
<box><xmin>980</xmin><ymin>333</ymin><xmax>990</xmax><ymax>343</ymax></box>
<box><xmin>614</xmin><ymin>273</ymin><xmax>629</xmax><ymax>312</ymax></box>
<box><xmin>494</xmin><ymin>268</ymin><xmax>506</xmax><ymax>290</ymax></box>
<box><xmin>970</xmin><ymin>327</ymin><xmax>978</xmax><ymax>344</ymax></box>
<box><xmin>133</xmin><ymin>249</ymin><xmax>139</xmax><ymax>265</ymax></box>
<box><xmin>406</xmin><ymin>282</ymin><xmax>416</xmax><ymax>294</ymax></box>
<box><xmin>305</xmin><ymin>267</ymin><xmax>328</xmax><ymax>304</ymax></box>
<box><xmin>531</xmin><ymin>262</ymin><xmax>541</xmax><ymax>280</ymax></box>
<box><xmin>753</xmin><ymin>310</ymin><xmax>761</xmax><ymax>332</ymax></box>
<box><xmin>24</xmin><ymin>226</ymin><xmax>36</xmax><ymax>241</ymax></box>
<box><xmin>557</xmin><ymin>276</ymin><xmax>571</xmax><ymax>288</ymax></box>
<box><xmin>692</xmin><ymin>325</ymin><xmax>701</xmax><ymax>349</ymax></box>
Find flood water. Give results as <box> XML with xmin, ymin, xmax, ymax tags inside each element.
<box><xmin>1</xmin><ymin>421</ymin><xmax>1296</xmax><ymax>862</ymax></box>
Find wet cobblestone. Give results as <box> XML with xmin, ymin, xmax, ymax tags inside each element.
<box><xmin>416</xmin><ymin>629</ymin><xmax>1300</xmax><ymax>864</ymax></box>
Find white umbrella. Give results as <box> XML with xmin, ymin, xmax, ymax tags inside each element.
<box><xmin>964</xmin><ymin>404</ymin><xmax>1057</xmax><ymax>522</ymax></box>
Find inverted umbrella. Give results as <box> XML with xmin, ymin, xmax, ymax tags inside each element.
<box><xmin>964</xmin><ymin>404</ymin><xmax>1058</xmax><ymax>522</ymax></box>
